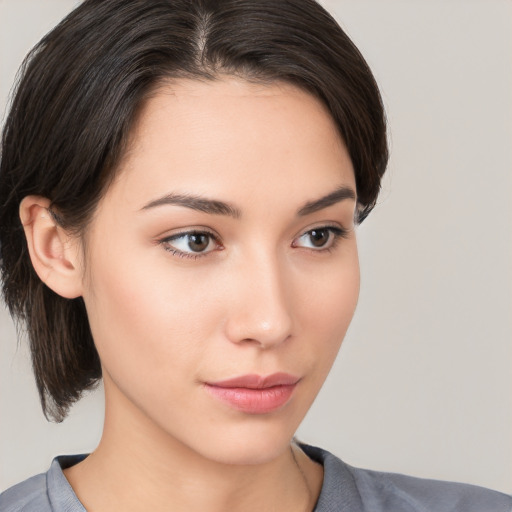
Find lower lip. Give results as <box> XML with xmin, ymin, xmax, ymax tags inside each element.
<box><xmin>204</xmin><ymin>383</ymin><xmax>297</xmax><ymax>414</ymax></box>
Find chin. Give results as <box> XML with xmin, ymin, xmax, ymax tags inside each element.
<box><xmin>203</xmin><ymin>435</ymin><xmax>293</xmax><ymax>466</ymax></box>
<box><xmin>180</xmin><ymin>417</ymin><xmax>299</xmax><ymax>467</ymax></box>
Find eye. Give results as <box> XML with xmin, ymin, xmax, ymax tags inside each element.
<box><xmin>160</xmin><ymin>230</ymin><xmax>220</xmax><ymax>258</ymax></box>
<box><xmin>292</xmin><ymin>226</ymin><xmax>348</xmax><ymax>250</ymax></box>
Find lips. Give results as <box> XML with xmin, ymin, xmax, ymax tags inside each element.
<box><xmin>204</xmin><ymin>373</ymin><xmax>300</xmax><ymax>414</ymax></box>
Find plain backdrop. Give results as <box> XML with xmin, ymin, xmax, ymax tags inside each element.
<box><xmin>1</xmin><ymin>0</ymin><xmax>511</xmax><ymax>495</ymax></box>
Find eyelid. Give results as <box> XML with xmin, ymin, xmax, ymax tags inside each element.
<box><xmin>291</xmin><ymin>224</ymin><xmax>350</xmax><ymax>251</ymax></box>
<box><xmin>294</xmin><ymin>222</ymin><xmax>350</xmax><ymax>240</ymax></box>
<box><xmin>164</xmin><ymin>228</ymin><xmax>218</xmax><ymax>241</ymax></box>
<box><xmin>158</xmin><ymin>228</ymin><xmax>223</xmax><ymax>259</ymax></box>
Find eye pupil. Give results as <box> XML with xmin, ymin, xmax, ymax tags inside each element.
<box><xmin>309</xmin><ymin>229</ymin><xmax>329</xmax><ymax>247</ymax></box>
<box><xmin>188</xmin><ymin>234</ymin><xmax>209</xmax><ymax>252</ymax></box>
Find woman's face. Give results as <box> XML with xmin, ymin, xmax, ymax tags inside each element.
<box><xmin>79</xmin><ymin>77</ymin><xmax>359</xmax><ymax>464</ymax></box>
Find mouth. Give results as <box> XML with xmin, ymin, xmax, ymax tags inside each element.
<box><xmin>204</xmin><ymin>373</ymin><xmax>300</xmax><ymax>414</ymax></box>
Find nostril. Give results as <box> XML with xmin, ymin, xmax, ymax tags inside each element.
<box><xmin>225</xmin><ymin>309</ymin><xmax>293</xmax><ymax>348</ymax></box>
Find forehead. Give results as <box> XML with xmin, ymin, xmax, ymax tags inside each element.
<box><xmin>107</xmin><ymin>77</ymin><xmax>355</xmax><ymax>212</ymax></box>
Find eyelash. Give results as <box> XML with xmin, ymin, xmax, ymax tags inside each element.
<box><xmin>158</xmin><ymin>225</ymin><xmax>349</xmax><ymax>260</ymax></box>
<box><xmin>159</xmin><ymin>229</ymin><xmax>222</xmax><ymax>260</ymax></box>
<box><xmin>292</xmin><ymin>226</ymin><xmax>348</xmax><ymax>253</ymax></box>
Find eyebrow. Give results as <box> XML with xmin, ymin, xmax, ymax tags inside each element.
<box><xmin>141</xmin><ymin>185</ymin><xmax>356</xmax><ymax>218</ymax></box>
<box><xmin>141</xmin><ymin>193</ymin><xmax>242</xmax><ymax>218</ymax></box>
<box><xmin>297</xmin><ymin>186</ymin><xmax>356</xmax><ymax>216</ymax></box>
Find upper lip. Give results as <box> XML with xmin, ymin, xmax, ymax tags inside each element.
<box><xmin>206</xmin><ymin>373</ymin><xmax>300</xmax><ymax>389</ymax></box>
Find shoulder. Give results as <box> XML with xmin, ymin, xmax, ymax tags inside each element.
<box><xmin>349</xmin><ymin>465</ymin><xmax>512</xmax><ymax>512</ymax></box>
<box><xmin>0</xmin><ymin>455</ymin><xmax>87</xmax><ymax>512</ymax></box>
<box><xmin>0</xmin><ymin>473</ymin><xmax>50</xmax><ymax>512</ymax></box>
<box><xmin>300</xmin><ymin>443</ymin><xmax>512</xmax><ymax>512</ymax></box>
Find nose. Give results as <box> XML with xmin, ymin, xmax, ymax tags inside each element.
<box><xmin>223</xmin><ymin>252</ymin><xmax>294</xmax><ymax>349</ymax></box>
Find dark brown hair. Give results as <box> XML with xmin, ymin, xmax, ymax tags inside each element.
<box><xmin>0</xmin><ymin>0</ymin><xmax>388</xmax><ymax>421</ymax></box>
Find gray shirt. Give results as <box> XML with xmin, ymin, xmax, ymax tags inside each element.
<box><xmin>1</xmin><ymin>444</ymin><xmax>511</xmax><ymax>511</ymax></box>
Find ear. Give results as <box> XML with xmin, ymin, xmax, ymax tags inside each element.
<box><xmin>19</xmin><ymin>196</ymin><xmax>83</xmax><ymax>299</ymax></box>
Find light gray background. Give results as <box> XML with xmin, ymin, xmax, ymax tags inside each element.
<box><xmin>1</xmin><ymin>0</ymin><xmax>511</xmax><ymax>495</ymax></box>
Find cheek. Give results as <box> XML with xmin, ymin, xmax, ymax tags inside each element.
<box><xmin>295</xmin><ymin>247</ymin><xmax>360</xmax><ymax>370</ymax></box>
<box><xmin>325</xmin><ymin>255</ymin><xmax>360</xmax><ymax>333</ymax></box>
<box><xmin>81</xmin><ymin>246</ymin><xmax>217</xmax><ymax>384</ymax></box>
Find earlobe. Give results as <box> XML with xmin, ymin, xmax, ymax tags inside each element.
<box><xmin>20</xmin><ymin>195</ymin><xmax>83</xmax><ymax>299</ymax></box>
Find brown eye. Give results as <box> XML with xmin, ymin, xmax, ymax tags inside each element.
<box><xmin>308</xmin><ymin>229</ymin><xmax>330</xmax><ymax>247</ymax></box>
<box><xmin>187</xmin><ymin>233</ymin><xmax>210</xmax><ymax>252</ymax></box>
<box><xmin>161</xmin><ymin>230</ymin><xmax>219</xmax><ymax>257</ymax></box>
<box><xmin>293</xmin><ymin>226</ymin><xmax>348</xmax><ymax>251</ymax></box>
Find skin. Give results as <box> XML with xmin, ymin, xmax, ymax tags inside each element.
<box><xmin>21</xmin><ymin>77</ymin><xmax>360</xmax><ymax>512</ymax></box>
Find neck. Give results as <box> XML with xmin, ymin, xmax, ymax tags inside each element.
<box><xmin>64</xmin><ymin>379</ymin><xmax>323</xmax><ymax>512</ymax></box>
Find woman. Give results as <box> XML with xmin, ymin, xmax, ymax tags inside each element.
<box><xmin>0</xmin><ymin>0</ymin><xmax>510</xmax><ymax>510</ymax></box>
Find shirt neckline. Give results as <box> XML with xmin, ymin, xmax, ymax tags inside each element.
<box><xmin>48</xmin><ymin>444</ymin><xmax>363</xmax><ymax>512</ymax></box>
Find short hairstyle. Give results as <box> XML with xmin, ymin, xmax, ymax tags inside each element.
<box><xmin>0</xmin><ymin>0</ymin><xmax>388</xmax><ymax>421</ymax></box>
